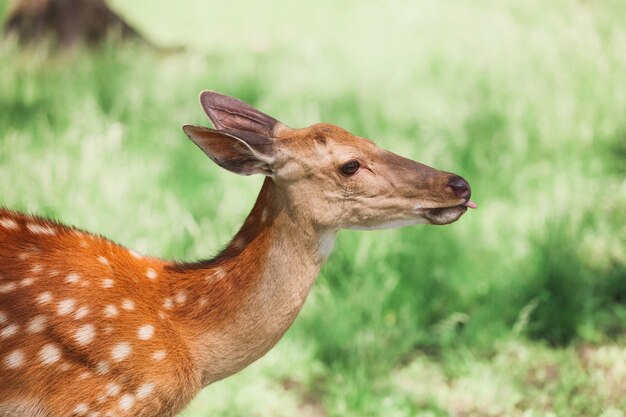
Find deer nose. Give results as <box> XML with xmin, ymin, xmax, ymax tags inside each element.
<box><xmin>448</xmin><ymin>176</ymin><xmax>471</xmax><ymax>200</ymax></box>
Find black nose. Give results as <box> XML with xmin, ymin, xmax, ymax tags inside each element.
<box><xmin>448</xmin><ymin>176</ymin><xmax>471</xmax><ymax>199</ymax></box>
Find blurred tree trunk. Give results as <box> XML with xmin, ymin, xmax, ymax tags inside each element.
<box><xmin>4</xmin><ymin>0</ymin><xmax>146</xmax><ymax>47</ymax></box>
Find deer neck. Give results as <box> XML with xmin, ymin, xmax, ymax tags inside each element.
<box><xmin>166</xmin><ymin>178</ymin><xmax>335</xmax><ymax>385</ymax></box>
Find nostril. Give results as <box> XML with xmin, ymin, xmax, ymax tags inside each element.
<box><xmin>448</xmin><ymin>176</ymin><xmax>471</xmax><ymax>199</ymax></box>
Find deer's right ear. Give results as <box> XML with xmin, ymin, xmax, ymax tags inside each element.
<box><xmin>182</xmin><ymin>125</ymin><xmax>276</xmax><ymax>176</ymax></box>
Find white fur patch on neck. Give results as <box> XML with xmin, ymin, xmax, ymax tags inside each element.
<box><xmin>318</xmin><ymin>231</ymin><xmax>337</xmax><ymax>260</ymax></box>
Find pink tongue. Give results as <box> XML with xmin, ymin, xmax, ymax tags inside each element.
<box><xmin>464</xmin><ymin>200</ymin><xmax>478</xmax><ymax>209</ymax></box>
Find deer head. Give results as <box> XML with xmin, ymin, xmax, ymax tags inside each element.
<box><xmin>183</xmin><ymin>92</ymin><xmax>475</xmax><ymax>231</ymax></box>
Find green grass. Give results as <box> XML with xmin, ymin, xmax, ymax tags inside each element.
<box><xmin>1</xmin><ymin>0</ymin><xmax>626</xmax><ymax>415</ymax></box>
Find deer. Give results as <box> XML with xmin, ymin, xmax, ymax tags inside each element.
<box><xmin>0</xmin><ymin>92</ymin><xmax>476</xmax><ymax>417</ymax></box>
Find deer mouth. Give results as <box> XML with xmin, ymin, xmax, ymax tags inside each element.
<box><xmin>422</xmin><ymin>200</ymin><xmax>477</xmax><ymax>225</ymax></box>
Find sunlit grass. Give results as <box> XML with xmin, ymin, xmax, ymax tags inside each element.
<box><xmin>1</xmin><ymin>0</ymin><xmax>625</xmax><ymax>415</ymax></box>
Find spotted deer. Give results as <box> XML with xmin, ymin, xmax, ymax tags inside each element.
<box><xmin>0</xmin><ymin>92</ymin><xmax>475</xmax><ymax>416</ymax></box>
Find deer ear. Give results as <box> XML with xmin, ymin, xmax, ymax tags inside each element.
<box><xmin>199</xmin><ymin>91</ymin><xmax>279</xmax><ymax>137</ymax></box>
<box><xmin>182</xmin><ymin>125</ymin><xmax>275</xmax><ymax>176</ymax></box>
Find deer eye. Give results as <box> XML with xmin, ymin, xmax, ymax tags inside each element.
<box><xmin>340</xmin><ymin>160</ymin><xmax>360</xmax><ymax>176</ymax></box>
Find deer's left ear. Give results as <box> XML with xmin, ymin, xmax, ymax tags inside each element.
<box><xmin>199</xmin><ymin>91</ymin><xmax>280</xmax><ymax>137</ymax></box>
<box><xmin>182</xmin><ymin>125</ymin><xmax>276</xmax><ymax>176</ymax></box>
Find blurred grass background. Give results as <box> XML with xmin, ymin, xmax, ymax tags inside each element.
<box><xmin>1</xmin><ymin>0</ymin><xmax>626</xmax><ymax>415</ymax></box>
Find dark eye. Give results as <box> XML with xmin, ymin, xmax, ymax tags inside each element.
<box><xmin>340</xmin><ymin>160</ymin><xmax>360</xmax><ymax>176</ymax></box>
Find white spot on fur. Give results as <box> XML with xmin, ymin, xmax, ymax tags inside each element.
<box><xmin>65</xmin><ymin>273</ymin><xmax>80</xmax><ymax>284</ymax></box>
<box><xmin>20</xmin><ymin>277</ymin><xmax>35</xmax><ymax>286</ymax></box>
<box><xmin>106</xmin><ymin>382</ymin><xmax>121</xmax><ymax>396</ymax></box>
<box><xmin>78</xmin><ymin>371</ymin><xmax>92</xmax><ymax>380</ymax></box>
<box><xmin>261</xmin><ymin>208</ymin><xmax>268</xmax><ymax>223</ymax></box>
<box><xmin>27</xmin><ymin>315</ymin><xmax>47</xmax><ymax>333</ymax></box>
<box><xmin>136</xmin><ymin>382</ymin><xmax>156</xmax><ymax>399</ymax></box>
<box><xmin>27</xmin><ymin>223</ymin><xmax>55</xmax><ymax>235</ymax></box>
<box><xmin>74</xmin><ymin>305</ymin><xmax>90</xmax><ymax>320</ymax></box>
<box><xmin>0</xmin><ymin>217</ymin><xmax>18</xmax><ymax>230</ymax></box>
<box><xmin>39</xmin><ymin>344</ymin><xmax>61</xmax><ymax>365</ymax></box>
<box><xmin>0</xmin><ymin>282</ymin><xmax>16</xmax><ymax>293</ymax></box>
<box><xmin>102</xmin><ymin>279</ymin><xmax>114</xmax><ymax>289</ymax></box>
<box><xmin>73</xmin><ymin>403</ymin><xmax>88</xmax><ymax>415</ymax></box>
<box><xmin>104</xmin><ymin>305</ymin><xmax>119</xmax><ymax>317</ymax></box>
<box><xmin>119</xmin><ymin>394</ymin><xmax>134</xmax><ymax>411</ymax></box>
<box><xmin>87</xmin><ymin>411</ymin><xmax>100</xmax><ymax>417</ymax></box>
<box><xmin>129</xmin><ymin>250</ymin><xmax>142</xmax><ymax>259</ymax></box>
<box><xmin>175</xmin><ymin>291</ymin><xmax>187</xmax><ymax>305</ymax></box>
<box><xmin>75</xmin><ymin>324</ymin><xmax>96</xmax><ymax>345</ymax></box>
<box><xmin>121</xmin><ymin>299</ymin><xmax>135</xmax><ymax>311</ymax></box>
<box><xmin>163</xmin><ymin>298</ymin><xmax>173</xmax><ymax>309</ymax></box>
<box><xmin>1</xmin><ymin>323</ymin><xmax>18</xmax><ymax>338</ymax></box>
<box><xmin>137</xmin><ymin>325</ymin><xmax>154</xmax><ymax>340</ymax></box>
<box><xmin>0</xmin><ymin>311</ymin><xmax>6</xmax><ymax>323</ymax></box>
<box><xmin>37</xmin><ymin>292</ymin><xmax>53</xmax><ymax>304</ymax></box>
<box><xmin>57</xmin><ymin>298</ymin><xmax>76</xmax><ymax>315</ymax></box>
<box><xmin>198</xmin><ymin>297</ymin><xmax>208</xmax><ymax>307</ymax></box>
<box><xmin>31</xmin><ymin>264</ymin><xmax>43</xmax><ymax>273</ymax></box>
<box><xmin>4</xmin><ymin>350</ymin><xmax>24</xmax><ymax>369</ymax></box>
<box><xmin>146</xmin><ymin>268</ymin><xmax>157</xmax><ymax>280</ymax></box>
<box><xmin>98</xmin><ymin>256</ymin><xmax>109</xmax><ymax>266</ymax></box>
<box><xmin>111</xmin><ymin>343</ymin><xmax>131</xmax><ymax>361</ymax></box>
<box><xmin>152</xmin><ymin>350</ymin><xmax>166</xmax><ymax>361</ymax></box>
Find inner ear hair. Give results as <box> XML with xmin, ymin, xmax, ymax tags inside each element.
<box><xmin>222</xmin><ymin>129</ymin><xmax>275</xmax><ymax>153</ymax></box>
<box><xmin>182</xmin><ymin>125</ymin><xmax>275</xmax><ymax>176</ymax></box>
